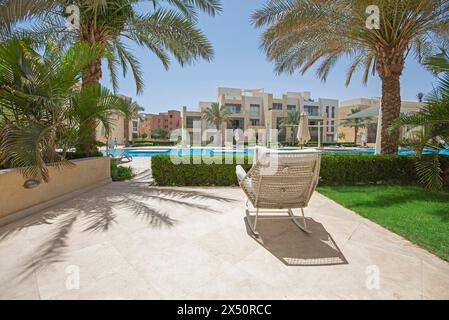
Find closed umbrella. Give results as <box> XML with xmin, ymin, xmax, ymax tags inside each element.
<box><xmin>297</xmin><ymin>112</ymin><xmax>311</xmax><ymax>149</ymax></box>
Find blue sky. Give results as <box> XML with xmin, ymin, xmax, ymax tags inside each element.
<box><xmin>101</xmin><ymin>0</ymin><xmax>438</xmax><ymax>114</ymax></box>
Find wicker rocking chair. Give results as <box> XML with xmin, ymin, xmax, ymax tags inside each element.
<box><xmin>236</xmin><ymin>147</ymin><xmax>322</xmax><ymax>235</ymax></box>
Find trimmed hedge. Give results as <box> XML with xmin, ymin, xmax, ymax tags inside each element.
<box><xmin>151</xmin><ymin>154</ymin><xmax>418</xmax><ymax>186</ymax></box>
<box><xmin>319</xmin><ymin>155</ymin><xmax>416</xmax><ymax>185</ymax></box>
<box><xmin>280</xmin><ymin>141</ymin><xmax>358</xmax><ymax>148</ymax></box>
<box><xmin>132</xmin><ymin>140</ymin><xmax>176</xmax><ymax>147</ymax></box>
<box><xmin>64</xmin><ymin>150</ymin><xmax>104</xmax><ymax>160</ymax></box>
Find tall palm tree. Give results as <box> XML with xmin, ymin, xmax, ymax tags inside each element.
<box><xmin>6</xmin><ymin>0</ymin><xmax>222</xmax><ymax>93</ymax></box>
<box><xmin>391</xmin><ymin>52</ymin><xmax>449</xmax><ymax>190</ymax></box>
<box><xmin>252</xmin><ymin>0</ymin><xmax>449</xmax><ymax>154</ymax></box>
<box><xmin>0</xmin><ymin>39</ymin><xmax>136</xmax><ymax>182</ymax></box>
<box><xmin>202</xmin><ymin>102</ymin><xmax>231</xmax><ymax>130</ymax></box>
<box><xmin>5</xmin><ymin>0</ymin><xmax>221</xmax><ymax>152</ymax></box>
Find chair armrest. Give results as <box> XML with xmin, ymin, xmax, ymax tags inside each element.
<box><xmin>236</xmin><ymin>165</ymin><xmax>247</xmax><ymax>183</ymax></box>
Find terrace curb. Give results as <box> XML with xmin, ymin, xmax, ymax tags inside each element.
<box><xmin>0</xmin><ymin>179</ymin><xmax>111</xmax><ymax>228</ymax></box>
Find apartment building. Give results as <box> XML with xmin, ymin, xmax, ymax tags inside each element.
<box><xmin>95</xmin><ymin>95</ymin><xmax>140</xmax><ymax>146</ymax></box>
<box><xmin>140</xmin><ymin>110</ymin><xmax>181</xmax><ymax>136</ymax></box>
<box><xmin>181</xmin><ymin>87</ymin><xmax>339</xmax><ymax>144</ymax></box>
<box><xmin>339</xmin><ymin>98</ymin><xmax>423</xmax><ymax>145</ymax></box>
<box><xmin>96</xmin><ymin>111</ymin><xmax>140</xmax><ymax>146</ymax></box>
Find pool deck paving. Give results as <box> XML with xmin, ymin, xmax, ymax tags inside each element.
<box><xmin>0</xmin><ymin>180</ymin><xmax>449</xmax><ymax>300</ymax></box>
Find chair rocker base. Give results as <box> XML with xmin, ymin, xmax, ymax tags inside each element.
<box><xmin>244</xmin><ymin>198</ymin><xmax>311</xmax><ymax>237</ymax></box>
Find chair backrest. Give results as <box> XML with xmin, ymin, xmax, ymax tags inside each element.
<box><xmin>249</xmin><ymin>147</ymin><xmax>322</xmax><ymax>209</ymax></box>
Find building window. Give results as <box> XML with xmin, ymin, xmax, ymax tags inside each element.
<box><xmin>170</xmin><ymin>115</ymin><xmax>173</xmax><ymax>118</ymax></box>
<box><xmin>224</xmin><ymin>104</ymin><xmax>242</xmax><ymax>114</ymax></box>
<box><xmin>250</xmin><ymin>119</ymin><xmax>260</xmax><ymax>126</ymax></box>
<box><xmin>331</xmin><ymin>106</ymin><xmax>336</xmax><ymax>118</ymax></box>
<box><xmin>187</xmin><ymin>117</ymin><xmax>201</xmax><ymax>129</ymax></box>
<box><xmin>249</xmin><ymin>104</ymin><xmax>260</xmax><ymax>117</ymax></box>
<box><xmin>228</xmin><ymin>119</ymin><xmax>244</xmax><ymax>130</ymax></box>
<box><xmin>304</xmin><ymin>105</ymin><xmax>320</xmax><ymax>116</ymax></box>
<box><xmin>326</xmin><ymin>106</ymin><xmax>330</xmax><ymax>118</ymax></box>
<box><xmin>132</xmin><ymin>121</ymin><xmax>138</xmax><ymax>132</ymax></box>
<box><xmin>287</xmin><ymin>105</ymin><xmax>297</xmax><ymax>111</ymax></box>
<box><xmin>272</xmin><ymin>103</ymin><xmax>283</xmax><ymax>110</ymax></box>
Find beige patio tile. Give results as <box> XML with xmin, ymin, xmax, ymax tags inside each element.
<box><xmin>192</xmin><ymin>225</ymin><xmax>261</xmax><ymax>264</ymax></box>
<box><xmin>120</xmin><ymin>241</ymin><xmax>234</xmax><ymax>299</ymax></box>
<box><xmin>35</xmin><ymin>242</ymin><xmax>136</xmax><ymax>299</ymax></box>
<box><xmin>422</xmin><ymin>261</ymin><xmax>449</xmax><ymax>300</ymax></box>
<box><xmin>185</xmin><ymin>265</ymin><xmax>280</xmax><ymax>300</ymax></box>
<box><xmin>1</xmin><ymin>185</ymin><xmax>449</xmax><ymax>299</ymax></box>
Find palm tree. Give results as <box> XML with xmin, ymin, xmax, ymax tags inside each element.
<box><xmin>202</xmin><ymin>102</ymin><xmax>231</xmax><ymax>130</ymax></box>
<box><xmin>417</xmin><ymin>92</ymin><xmax>425</xmax><ymax>103</ymax></box>
<box><xmin>342</xmin><ymin>108</ymin><xmax>372</xmax><ymax>144</ymax></box>
<box><xmin>151</xmin><ymin>128</ymin><xmax>169</xmax><ymax>140</ymax></box>
<box><xmin>0</xmin><ymin>0</ymin><xmax>52</xmax><ymax>36</ymax></box>
<box><xmin>6</xmin><ymin>0</ymin><xmax>221</xmax><ymax>92</ymax></box>
<box><xmin>5</xmin><ymin>0</ymin><xmax>221</xmax><ymax>151</ymax></box>
<box><xmin>252</xmin><ymin>0</ymin><xmax>449</xmax><ymax>154</ymax></box>
<box><xmin>0</xmin><ymin>39</ymin><xmax>136</xmax><ymax>182</ymax></box>
<box><xmin>391</xmin><ymin>52</ymin><xmax>449</xmax><ymax>190</ymax></box>
<box><xmin>281</xmin><ymin>111</ymin><xmax>300</xmax><ymax>144</ymax></box>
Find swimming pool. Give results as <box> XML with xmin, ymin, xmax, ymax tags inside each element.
<box><xmin>105</xmin><ymin>147</ymin><xmax>449</xmax><ymax>157</ymax></box>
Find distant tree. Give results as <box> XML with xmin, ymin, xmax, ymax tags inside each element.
<box><xmin>141</xmin><ymin>133</ymin><xmax>148</xmax><ymax>140</ymax></box>
<box><xmin>202</xmin><ymin>103</ymin><xmax>231</xmax><ymax>130</ymax></box>
<box><xmin>151</xmin><ymin>128</ymin><xmax>169</xmax><ymax>140</ymax></box>
<box><xmin>342</xmin><ymin>109</ymin><xmax>372</xmax><ymax>144</ymax></box>
<box><xmin>281</xmin><ymin>111</ymin><xmax>300</xmax><ymax>143</ymax></box>
<box><xmin>417</xmin><ymin>92</ymin><xmax>425</xmax><ymax>103</ymax></box>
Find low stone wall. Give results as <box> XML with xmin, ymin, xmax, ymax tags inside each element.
<box><xmin>0</xmin><ymin>157</ymin><xmax>111</xmax><ymax>225</ymax></box>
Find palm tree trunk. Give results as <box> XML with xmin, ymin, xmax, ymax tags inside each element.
<box><xmin>83</xmin><ymin>58</ymin><xmax>103</xmax><ymax>85</ymax></box>
<box><xmin>81</xmin><ymin>57</ymin><xmax>102</xmax><ymax>155</ymax></box>
<box><xmin>354</xmin><ymin>126</ymin><xmax>358</xmax><ymax>144</ymax></box>
<box><xmin>380</xmin><ymin>74</ymin><xmax>402</xmax><ymax>154</ymax></box>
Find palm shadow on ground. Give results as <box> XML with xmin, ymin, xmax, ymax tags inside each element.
<box><xmin>0</xmin><ymin>183</ymin><xmax>237</xmax><ymax>278</ymax></box>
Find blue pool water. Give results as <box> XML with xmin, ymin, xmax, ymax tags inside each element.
<box><xmin>105</xmin><ymin>147</ymin><xmax>449</xmax><ymax>158</ymax></box>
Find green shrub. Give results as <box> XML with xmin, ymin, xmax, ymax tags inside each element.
<box><xmin>280</xmin><ymin>141</ymin><xmax>358</xmax><ymax>147</ymax></box>
<box><xmin>64</xmin><ymin>150</ymin><xmax>104</xmax><ymax>160</ymax></box>
<box><xmin>151</xmin><ymin>154</ymin><xmax>419</xmax><ymax>186</ymax></box>
<box><xmin>132</xmin><ymin>140</ymin><xmax>176</xmax><ymax>147</ymax></box>
<box><xmin>151</xmin><ymin>155</ymin><xmax>252</xmax><ymax>186</ymax></box>
<box><xmin>319</xmin><ymin>154</ymin><xmax>416</xmax><ymax>185</ymax></box>
<box><xmin>111</xmin><ymin>162</ymin><xmax>134</xmax><ymax>181</ymax></box>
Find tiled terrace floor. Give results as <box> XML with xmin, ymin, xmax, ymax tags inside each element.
<box><xmin>0</xmin><ymin>182</ymin><xmax>448</xmax><ymax>299</ymax></box>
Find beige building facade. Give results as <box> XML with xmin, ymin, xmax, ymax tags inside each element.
<box><xmin>182</xmin><ymin>87</ymin><xmax>339</xmax><ymax>145</ymax></box>
<box><xmin>338</xmin><ymin>98</ymin><xmax>423</xmax><ymax>145</ymax></box>
<box><xmin>96</xmin><ymin>111</ymin><xmax>140</xmax><ymax>146</ymax></box>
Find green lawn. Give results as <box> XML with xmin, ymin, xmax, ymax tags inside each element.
<box><xmin>317</xmin><ymin>185</ymin><xmax>449</xmax><ymax>261</ymax></box>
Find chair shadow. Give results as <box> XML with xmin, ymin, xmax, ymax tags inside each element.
<box><xmin>245</xmin><ymin>216</ymin><xmax>348</xmax><ymax>267</ymax></box>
